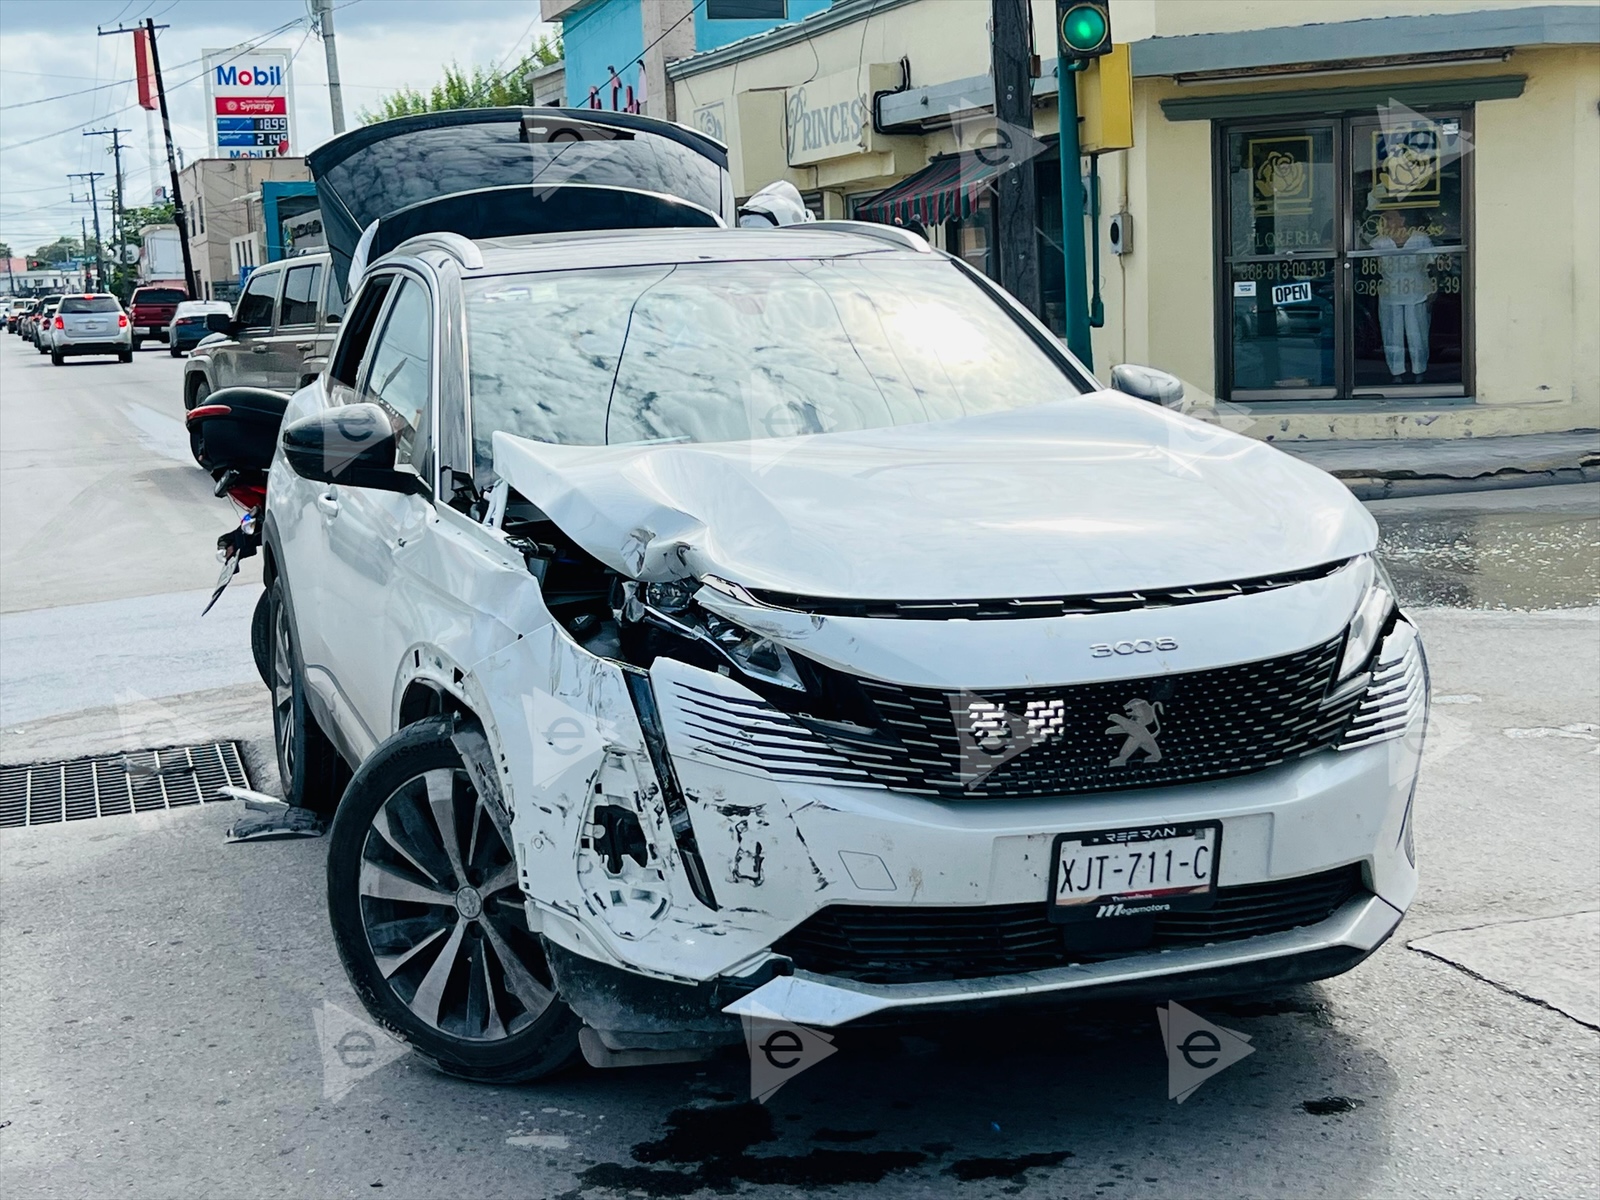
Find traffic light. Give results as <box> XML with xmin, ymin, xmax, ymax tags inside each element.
<box><xmin>1058</xmin><ymin>1</ymin><xmax>1112</xmax><ymax>63</ymax></box>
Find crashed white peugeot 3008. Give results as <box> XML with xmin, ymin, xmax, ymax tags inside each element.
<box><xmin>252</xmin><ymin>110</ymin><xmax>1425</xmax><ymax>1082</ymax></box>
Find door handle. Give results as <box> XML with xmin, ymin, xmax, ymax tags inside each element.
<box><xmin>295</xmin><ymin>342</ymin><xmax>314</xmax><ymax>352</ymax></box>
<box><xmin>315</xmin><ymin>489</ymin><xmax>340</xmax><ymax>519</ymax></box>
<box><xmin>251</xmin><ymin>344</ymin><xmax>268</xmax><ymax>354</ymax></box>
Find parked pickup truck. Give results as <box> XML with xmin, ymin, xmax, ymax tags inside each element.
<box><xmin>129</xmin><ymin>283</ymin><xmax>188</xmax><ymax>349</ymax></box>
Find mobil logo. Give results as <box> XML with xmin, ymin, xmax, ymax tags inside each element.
<box><xmin>215</xmin><ymin>63</ymin><xmax>284</xmax><ymax>88</ymax></box>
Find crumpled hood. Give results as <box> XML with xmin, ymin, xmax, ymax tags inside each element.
<box><xmin>491</xmin><ymin>393</ymin><xmax>1375</xmax><ymax>599</ymax></box>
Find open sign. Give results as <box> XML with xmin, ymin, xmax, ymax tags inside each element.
<box><xmin>1272</xmin><ymin>281</ymin><xmax>1312</xmax><ymax>306</ymax></box>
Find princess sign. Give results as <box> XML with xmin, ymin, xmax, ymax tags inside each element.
<box><xmin>203</xmin><ymin>47</ymin><xmax>296</xmax><ymax>159</ymax></box>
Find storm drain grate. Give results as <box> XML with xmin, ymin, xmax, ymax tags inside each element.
<box><xmin>0</xmin><ymin>742</ymin><xmax>250</xmax><ymax>828</ymax></box>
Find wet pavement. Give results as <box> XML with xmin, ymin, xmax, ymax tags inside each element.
<box><xmin>1369</xmin><ymin>483</ymin><xmax>1600</xmax><ymax>610</ymax></box>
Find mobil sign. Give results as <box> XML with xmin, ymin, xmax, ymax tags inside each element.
<box><xmin>203</xmin><ymin>47</ymin><xmax>296</xmax><ymax>160</ymax></box>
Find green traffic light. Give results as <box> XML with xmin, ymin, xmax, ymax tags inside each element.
<box><xmin>1061</xmin><ymin>4</ymin><xmax>1108</xmax><ymax>52</ymax></box>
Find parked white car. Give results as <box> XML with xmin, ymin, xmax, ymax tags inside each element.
<box><xmin>232</xmin><ymin>110</ymin><xmax>1427</xmax><ymax>1084</ymax></box>
<box><xmin>48</xmin><ymin>293</ymin><xmax>133</xmax><ymax>364</ymax></box>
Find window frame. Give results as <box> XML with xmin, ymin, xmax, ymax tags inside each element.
<box><xmin>1210</xmin><ymin>107</ymin><xmax>1474</xmax><ymax>403</ymax></box>
<box><xmin>277</xmin><ymin>262</ymin><xmax>324</xmax><ymax>331</ymax></box>
<box><xmin>234</xmin><ymin>265</ymin><xmax>285</xmax><ymax>334</ymax></box>
<box><xmin>351</xmin><ymin>267</ymin><xmax>439</xmax><ymax>489</ymax></box>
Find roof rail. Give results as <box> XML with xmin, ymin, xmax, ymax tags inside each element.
<box><xmin>388</xmin><ymin>231</ymin><xmax>484</xmax><ymax>270</ymax></box>
<box><xmin>787</xmin><ymin>220</ymin><xmax>932</xmax><ymax>252</ymax></box>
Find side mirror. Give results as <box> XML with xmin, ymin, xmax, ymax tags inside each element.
<box><xmin>1110</xmin><ymin>364</ymin><xmax>1185</xmax><ymax>406</ymax></box>
<box><xmin>281</xmin><ymin>403</ymin><xmax>427</xmax><ymax>495</ymax></box>
<box><xmin>204</xmin><ymin>312</ymin><xmax>233</xmax><ymax>334</ymax></box>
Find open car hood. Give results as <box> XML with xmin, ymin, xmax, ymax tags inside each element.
<box><xmin>491</xmin><ymin>394</ymin><xmax>1377</xmax><ymax>600</ymax></box>
<box><xmin>306</xmin><ymin>108</ymin><xmax>732</xmax><ymax>291</ymax></box>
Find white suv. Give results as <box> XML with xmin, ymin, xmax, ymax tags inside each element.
<box><xmin>48</xmin><ymin>293</ymin><xmax>133</xmax><ymax>364</ymax></box>
<box><xmin>255</xmin><ymin>220</ymin><xmax>1425</xmax><ymax>1083</ymax></box>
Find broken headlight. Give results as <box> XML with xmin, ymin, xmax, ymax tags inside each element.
<box><xmin>1337</xmin><ymin>554</ymin><xmax>1398</xmax><ymax>682</ymax></box>
<box><xmin>626</xmin><ymin>580</ymin><xmax>804</xmax><ymax>691</ymax></box>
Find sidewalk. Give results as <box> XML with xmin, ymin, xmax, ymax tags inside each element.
<box><xmin>1276</xmin><ymin>431</ymin><xmax>1600</xmax><ymax>500</ymax></box>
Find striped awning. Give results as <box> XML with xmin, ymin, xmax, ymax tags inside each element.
<box><xmin>855</xmin><ymin>152</ymin><xmax>1001</xmax><ymax>227</ymax></box>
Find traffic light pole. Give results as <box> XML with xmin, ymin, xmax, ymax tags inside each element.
<box><xmin>1057</xmin><ymin>62</ymin><xmax>1093</xmax><ymax>369</ymax></box>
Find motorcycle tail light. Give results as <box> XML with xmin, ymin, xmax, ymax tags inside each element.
<box><xmin>118</xmin><ymin>314</ymin><xmax>128</xmax><ymax>327</ymax></box>
<box><xmin>227</xmin><ymin>484</ymin><xmax>267</xmax><ymax>510</ymax></box>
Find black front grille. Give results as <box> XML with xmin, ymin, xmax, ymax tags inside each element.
<box><xmin>775</xmin><ymin>865</ymin><xmax>1365</xmax><ymax>984</ymax></box>
<box><xmin>799</xmin><ymin>635</ymin><xmax>1360</xmax><ymax>800</ymax></box>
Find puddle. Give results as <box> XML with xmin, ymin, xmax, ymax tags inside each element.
<box><xmin>1374</xmin><ymin>509</ymin><xmax>1600</xmax><ymax>610</ymax></box>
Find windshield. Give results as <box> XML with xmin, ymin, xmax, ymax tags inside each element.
<box><xmin>134</xmin><ymin>288</ymin><xmax>185</xmax><ymax>305</ymax></box>
<box><xmin>465</xmin><ymin>255</ymin><xmax>1082</xmax><ymax>470</ymax></box>
<box><xmin>59</xmin><ymin>297</ymin><xmax>120</xmax><ymax>314</ymax></box>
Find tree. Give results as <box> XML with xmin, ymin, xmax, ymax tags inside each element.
<box><xmin>361</xmin><ymin>34</ymin><xmax>562</xmax><ymax>122</ymax></box>
<box><xmin>31</xmin><ymin>236</ymin><xmax>83</xmax><ymax>265</ymax></box>
<box><xmin>108</xmin><ymin>199</ymin><xmax>178</xmax><ymax>300</ymax></box>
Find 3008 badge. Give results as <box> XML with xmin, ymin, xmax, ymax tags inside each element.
<box><xmin>1091</xmin><ymin>637</ymin><xmax>1178</xmax><ymax>657</ymax></box>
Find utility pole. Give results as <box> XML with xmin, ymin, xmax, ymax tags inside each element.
<box><xmin>69</xmin><ymin>172</ymin><xmax>107</xmax><ymax>290</ymax></box>
<box><xmin>98</xmin><ymin>19</ymin><xmax>198</xmax><ymax>298</ymax></box>
<box><xmin>79</xmin><ymin>217</ymin><xmax>91</xmax><ymax>290</ymax></box>
<box><xmin>990</xmin><ymin>0</ymin><xmax>1041</xmax><ymax>318</ymax></box>
<box><xmin>85</xmin><ymin>128</ymin><xmax>130</xmax><ymax>296</ymax></box>
<box><xmin>315</xmin><ymin>0</ymin><xmax>347</xmax><ymax>135</ymax></box>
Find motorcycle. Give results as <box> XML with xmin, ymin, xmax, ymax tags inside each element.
<box><xmin>185</xmin><ymin>388</ymin><xmax>289</xmax><ymax>685</ymax></box>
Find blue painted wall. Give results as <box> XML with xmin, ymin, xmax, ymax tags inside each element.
<box><xmin>693</xmin><ymin>0</ymin><xmax>832</xmax><ymax>53</ymax></box>
<box><xmin>562</xmin><ymin>0</ymin><xmax>645</xmax><ymax>112</ymax></box>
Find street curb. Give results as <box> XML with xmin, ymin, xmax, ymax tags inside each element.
<box><xmin>1334</xmin><ymin>462</ymin><xmax>1600</xmax><ymax>500</ymax></box>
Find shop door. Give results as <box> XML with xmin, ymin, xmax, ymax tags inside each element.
<box><xmin>1219</xmin><ymin>111</ymin><xmax>1469</xmax><ymax>401</ymax></box>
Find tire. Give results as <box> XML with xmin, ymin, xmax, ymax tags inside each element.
<box><xmin>326</xmin><ymin>715</ymin><xmax>581</xmax><ymax>1083</ymax></box>
<box><xmin>119</xmin><ymin>349</ymin><xmax>133</xmax><ymax>364</ymax></box>
<box><xmin>131</xmin><ymin>336</ymin><xmax>143</xmax><ymax>351</ymax></box>
<box><xmin>187</xmin><ymin>378</ymin><xmax>210</xmax><ymax>464</ymax></box>
<box><xmin>50</xmin><ymin>349</ymin><xmax>63</xmax><ymax>366</ymax></box>
<box><xmin>268</xmin><ymin>576</ymin><xmax>345</xmax><ymax>814</ymax></box>
<box><xmin>169</xmin><ymin>345</ymin><xmax>181</xmax><ymax>357</ymax></box>
<box><xmin>250</xmin><ymin>588</ymin><xmax>272</xmax><ymax>686</ymax></box>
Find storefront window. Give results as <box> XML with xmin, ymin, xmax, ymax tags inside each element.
<box><xmin>1218</xmin><ymin>111</ymin><xmax>1469</xmax><ymax>400</ymax></box>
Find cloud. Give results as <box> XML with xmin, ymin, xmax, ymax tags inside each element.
<box><xmin>1</xmin><ymin>0</ymin><xmax>553</xmax><ymax>248</ymax></box>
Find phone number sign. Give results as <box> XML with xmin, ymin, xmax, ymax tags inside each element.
<box><xmin>203</xmin><ymin>47</ymin><xmax>295</xmax><ymax>159</ymax></box>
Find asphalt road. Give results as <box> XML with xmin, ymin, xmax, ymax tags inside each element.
<box><xmin>1</xmin><ymin>331</ymin><xmax>1597</xmax><ymax>1199</ymax></box>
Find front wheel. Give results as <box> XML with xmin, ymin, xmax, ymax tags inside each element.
<box><xmin>268</xmin><ymin>577</ymin><xmax>344</xmax><ymax>813</ymax></box>
<box><xmin>326</xmin><ymin>716</ymin><xmax>580</xmax><ymax>1083</ymax></box>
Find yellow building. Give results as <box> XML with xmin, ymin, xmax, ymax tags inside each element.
<box><xmin>669</xmin><ymin>0</ymin><xmax>1599</xmax><ymax>440</ymax></box>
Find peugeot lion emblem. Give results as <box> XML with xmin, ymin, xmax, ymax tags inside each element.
<box><xmin>1107</xmin><ymin>699</ymin><xmax>1164</xmax><ymax>766</ymax></box>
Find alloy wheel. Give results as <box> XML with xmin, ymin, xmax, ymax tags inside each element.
<box><xmin>357</xmin><ymin>767</ymin><xmax>555</xmax><ymax>1041</ymax></box>
<box><xmin>271</xmin><ymin>599</ymin><xmax>297</xmax><ymax>786</ymax></box>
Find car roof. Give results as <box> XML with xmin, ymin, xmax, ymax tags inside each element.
<box><xmin>461</xmin><ymin>227</ymin><xmax>924</xmax><ymax>278</ymax></box>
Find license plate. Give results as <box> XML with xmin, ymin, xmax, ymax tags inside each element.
<box><xmin>84</xmin><ymin>321</ymin><xmax>104</xmax><ymax>331</ymax></box>
<box><xmin>1048</xmin><ymin>822</ymin><xmax>1221</xmax><ymax>922</ymax></box>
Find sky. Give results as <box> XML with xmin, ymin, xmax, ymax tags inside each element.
<box><xmin>0</xmin><ymin>0</ymin><xmax>555</xmax><ymax>255</ymax></box>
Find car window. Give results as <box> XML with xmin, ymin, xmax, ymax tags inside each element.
<box><xmin>234</xmin><ymin>270</ymin><xmax>280</xmax><ymax>330</ymax></box>
<box><xmin>464</xmin><ymin>256</ymin><xmax>1085</xmax><ymax>461</ymax></box>
<box><xmin>322</xmin><ymin>263</ymin><xmax>346</xmax><ymax>325</ymax></box>
<box><xmin>59</xmin><ymin>297</ymin><xmax>121</xmax><ymax>314</ymax></box>
<box><xmin>133</xmin><ymin>287</ymin><xmax>186</xmax><ymax>305</ymax></box>
<box><xmin>280</xmin><ymin>264</ymin><xmax>322</xmax><ymax>327</ymax></box>
<box><xmin>357</xmin><ymin>278</ymin><xmax>431</xmax><ymax>465</ymax></box>
<box><xmin>330</xmin><ymin>274</ymin><xmax>394</xmax><ymax>388</ymax></box>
